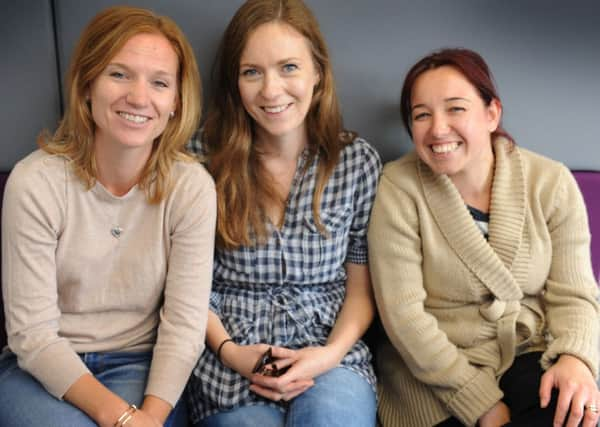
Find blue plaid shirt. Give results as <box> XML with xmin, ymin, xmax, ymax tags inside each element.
<box><xmin>187</xmin><ymin>136</ymin><xmax>382</xmax><ymax>422</ymax></box>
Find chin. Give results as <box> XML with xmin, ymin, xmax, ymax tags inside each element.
<box><xmin>427</xmin><ymin>161</ymin><xmax>461</xmax><ymax>177</ymax></box>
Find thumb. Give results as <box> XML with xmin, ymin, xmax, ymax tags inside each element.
<box><xmin>270</xmin><ymin>346</ymin><xmax>297</xmax><ymax>359</ymax></box>
<box><xmin>538</xmin><ymin>370</ymin><xmax>554</xmax><ymax>408</ymax></box>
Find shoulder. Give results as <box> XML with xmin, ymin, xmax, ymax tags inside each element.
<box><xmin>186</xmin><ymin>128</ymin><xmax>206</xmax><ymax>158</ymax></box>
<box><xmin>380</xmin><ymin>151</ymin><xmax>420</xmax><ymax>190</ymax></box>
<box><xmin>517</xmin><ymin>145</ymin><xmax>567</xmax><ymax>176</ymax></box>
<box><xmin>341</xmin><ymin>136</ymin><xmax>381</xmax><ymax>165</ymax></box>
<box><xmin>170</xmin><ymin>159</ymin><xmax>214</xmax><ymax>189</ymax></box>
<box><xmin>167</xmin><ymin>159</ymin><xmax>216</xmax><ymax>206</ymax></box>
<box><xmin>337</xmin><ymin>136</ymin><xmax>382</xmax><ymax>179</ymax></box>
<box><xmin>514</xmin><ymin>145</ymin><xmax>572</xmax><ymax>193</ymax></box>
<box><xmin>507</xmin><ymin>144</ymin><xmax>584</xmax><ymax>220</ymax></box>
<box><xmin>4</xmin><ymin>150</ymin><xmax>70</xmax><ymax>224</ymax></box>
<box><xmin>6</xmin><ymin>149</ymin><xmax>70</xmax><ymax>194</ymax></box>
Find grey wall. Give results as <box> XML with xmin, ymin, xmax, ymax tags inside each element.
<box><xmin>2</xmin><ymin>0</ymin><xmax>599</xmax><ymax>171</ymax></box>
<box><xmin>2</xmin><ymin>0</ymin><xmax>61</xmax><ymax>170</ymax></box>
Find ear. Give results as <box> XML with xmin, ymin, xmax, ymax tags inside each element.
<box><xmin>313</xmin><ymin>65</ymin><xmax>321</xmax><ymax>87</ymax></box>
<box><xmin>486</xmin><ymin>98</ymin><xmax>502</xmax><ymax>133</ymax></box>
<box><xmin>171</xmin><ymin>95</ymin><xmax>178</xmax><ymax>115</ymax></box>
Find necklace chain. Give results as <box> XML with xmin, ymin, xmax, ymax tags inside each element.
<box><xmin>97</xmin><ymin>192</ymin><xmax>123</xmax><ymax>239</ymax></box>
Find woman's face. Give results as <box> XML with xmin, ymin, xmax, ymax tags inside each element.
<box><xmin>238</xmin><ymin>21</ymin><xmax>320</xmax><ymax>144</ymax></box>
<box><xmin>410</xmin><ymin>65</ymin><xmax>500</xmax><ymax>180</ymax></box>
<box><xmin>88</xmin><ymin>32</ymin><xmax>178</xmax><ymax>155</ymax></box>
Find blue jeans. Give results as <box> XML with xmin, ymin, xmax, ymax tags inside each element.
<box><xmin>0</xmin><ymin>350</ymin><xmax>188</xmax><ymax>427</ymax></box>
<box><xmin>199</xmin><ymin>367</ymin><xmax>376</xmax><ymax>427</ymax></box>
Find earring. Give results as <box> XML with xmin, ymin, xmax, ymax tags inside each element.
<box><xmin>169</xmin><ymin>111</ymin><xmax>175</xmax><ymax>118</ymax></box>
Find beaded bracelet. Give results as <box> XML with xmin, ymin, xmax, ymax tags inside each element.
<box><xmin>216</xmin><ymin>338</ymin><xmax>234</xmax><ymax>362</ymax></box>
<box><xmin>114</xmin><ymin>404</ymin><xmax>137</xmax><ymax>427</ymax></box>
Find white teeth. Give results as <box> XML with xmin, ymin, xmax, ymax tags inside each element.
<box><xmin>263</xmin><ymin>104</ymin><xmax>288</xmax><ymax>113</ymax></box>
<box><xmin>119</xmin><ymin>112</ymin><xmax>149</xmax><ymax>123</ymax></box>
<box><xmin>431</xmin><ymin>142</ymin><xmax>459</xmax><ymax>153</ymax></box>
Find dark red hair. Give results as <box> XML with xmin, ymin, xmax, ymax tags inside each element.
<box><xmin>400</xmin><ymin>48</ymin><xmax>513</xmax><ymax>143</ymax></box>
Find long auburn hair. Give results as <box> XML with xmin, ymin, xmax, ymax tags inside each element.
<box><xmin>204</xmin><ymin>0</ymin><xmax>349</xmax><ymax>249</ymax></box>
<box><xmin>400</xmin><ymin>48</ymin><xmax>513</xmax><ymax>144</ymax></box>
<box><xmin>38</xmin><ymin>6</ymin><xmax>202</xmax><ymax>203</ymax></box>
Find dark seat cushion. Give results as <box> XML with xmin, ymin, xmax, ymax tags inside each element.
<box><xmin>1</xmin><ymin>171</ymin><xmax>8</xmax><ymax>349</ymax></box>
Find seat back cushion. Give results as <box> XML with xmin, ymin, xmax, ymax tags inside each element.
<box><xmin>573</xmin><ymin>170</ymin><xmax>600</xmax><ymax>284</ymax></box>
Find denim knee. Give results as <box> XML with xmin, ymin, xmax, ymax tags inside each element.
<box><xmin>200</xmin><ymin>404</ymin><xmax>285</xmax><ymax>427</ymax></box>
<box><xmin>0</xmin><ymin>351</ymin><xmax>96</xmax><ymax>427</ymax></box>
<box><xmin>287</xmin><ymin>367</ymin><xmax>376</xmax><ymax>427</ymax></box>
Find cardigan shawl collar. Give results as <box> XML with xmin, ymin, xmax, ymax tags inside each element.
<box><xmin>417</xmin><ymin>137</ymin><xmax>525</xmax><ymax>302</ymax></box>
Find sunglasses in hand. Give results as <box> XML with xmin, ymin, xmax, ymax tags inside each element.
<box><xmin>251</xmin><ymin>347</ymin><xmax>290</xmax><ymax>377</ymax></box>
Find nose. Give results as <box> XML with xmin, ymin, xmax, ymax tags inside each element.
<box><xmin>259</xmin><ymin>72</ymin><xmax>282</xmax><ymax>100</ymax></box>
<box><xmin>126</xmin><ymin>80</ymin><xmax>149</xmax><ymax>107</ymax></box>
<box><xmin>431</xmin><ymin>113</ymin><xmax>450</xmax><ymax>137</ymax></box>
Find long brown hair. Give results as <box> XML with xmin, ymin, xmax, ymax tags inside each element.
<box><xmin>204</xmin><ymin>0</ymin><xmax>348</xmax><ymax>249</ymax></box>
<box><xmin>39</xmin><ymin>6</ymin><xmax>202</xmax><ymax>203</ymax></box>
<box><xmin>400</xmin><ymin>48</ymin><xmax>513</xmax><ymax>144</ymax></box>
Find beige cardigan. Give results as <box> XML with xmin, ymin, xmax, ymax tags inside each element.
<box><xmin>368</xmin><ymin>138</ymin><xmax>599</xmax><ymax>426</ymax></box>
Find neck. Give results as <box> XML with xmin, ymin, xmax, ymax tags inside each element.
<box><xmin>451</xmin><ymin>151</ymin><xmax>495</xmax><ymax>212</ymax></box>
<box><xmin>94</xmin><ymin>141</ymin><xmax>152</xmax><ymax>197</ymax></box>
<box><xmin>254</xmin><ymin>126</ymin><xmax>308</xmax><ymax>162</ymax></box>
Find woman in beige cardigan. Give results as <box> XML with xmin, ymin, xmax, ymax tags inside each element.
<box><xmin>368</xmin><ymin>48</ymin><xmax>599</xmax><ymax>427</ymax></box>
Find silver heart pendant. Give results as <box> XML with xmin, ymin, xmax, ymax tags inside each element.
<box><xmin>111</xmin><ymin>226</ymin><xmax>123</xmax><ymax>239</ymax></box>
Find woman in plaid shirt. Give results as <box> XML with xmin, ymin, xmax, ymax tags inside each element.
<box><xmin>186</xmin><ymin>0</ymin><xmax>381</xmax><ymax>425</ymax></box>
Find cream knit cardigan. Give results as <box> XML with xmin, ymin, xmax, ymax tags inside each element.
<box><xmin>368</xmin><ymin>138</ymin><xmax>599</xmax><ymax>427</ymax></box>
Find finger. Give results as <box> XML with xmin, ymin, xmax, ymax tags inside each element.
<box><xmin>539</xmin><ymin>371</ymin><xmax>554</xmax><ymax>408</ymax></box>
<box><xmin>269</xmin><ymin>346</ymin><xmax>298</xmax><ymax>360</ymax></box>
<box><xmin>270</xmin><ymin>357</ymin><xmax>296</xmax><ymax>369</ymax></box>
<box><xmin>250</xmin><ymin>373</ymin><xmax>284</xmax><ymax>390</ymax></box>
<box><xmin>282</xmin><ymin>384</ymin><xmax>314</xmax><ymax>401</ymax></box>
<box><xmin>583</xmin><ymin>402</ymin><xmax>600</xmax><ymax>427</ymax></box>
<box><xmin>249</xmin><ymin>384</ymin><xmax>284</xmax><ymax>401</ymax></box>
<box><xmin>554</xmin><ymin>385</ymin><xmax>576</xmax><ymax>427</ymax></box>
<box><xmin>252</xmin><ymin>373</ymin><xmax>313</xmax><ymax>395</ymax></box>
<box><xmin>565</xmin><ymin>394</ymin><xmax>586</xmax><ymax>427</ymax></box>
<box><xmin>283</xmin><ymin>379</ymin><xmax>314</xmax><ymax>393</ymax></box>
<box><xmin>250</xmin><ymin>368</ymin><xmax>307</xmax><ymax>391</ymax></box>
<box><xmin>277</xmin><ymin>381</ymin><xmax>313</xmax><ymax>399</ymax></box>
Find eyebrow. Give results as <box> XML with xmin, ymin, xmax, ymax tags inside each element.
<box><xmin>240</xmin><ymin>57</ymin><xmax>303</xmax><ymax>68</ymax></box>
<box><xmin>106</xmin><ymin>62</ymin><xmax>175</xmax><ymax>78</ymax></box>
<box><xmin>411</xmin><ymin>97</ymin><xmax>471</xmax><ymax>111</ymax></box>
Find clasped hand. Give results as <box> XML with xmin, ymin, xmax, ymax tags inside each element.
<box><xmin>220</xmin><ymin>343</ymin><xmax>340</xmax><ymax>402</ymax></box>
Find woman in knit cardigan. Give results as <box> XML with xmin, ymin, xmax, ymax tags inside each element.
<box><xmin>367</xmin><ymin>48</ymin><xmax>600</xmax><ymax>427</ymax></box>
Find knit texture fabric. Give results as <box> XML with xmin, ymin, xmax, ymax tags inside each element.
<box><xmin>368</xmin><ymin>138</ymin><xmax>599</xmax><ymax>426</ymax></box>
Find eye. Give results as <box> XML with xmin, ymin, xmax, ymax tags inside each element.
<box><xmin>153</xmin><ymin>80</ymin><xmax>169</xmax><ymax>89</ymax></box>
<box><xmin>109</xmin><ymin>71</ymin><xmax>126</xmax><ymax>79</ymax></box>
<box><xmin>241</xmin><ymin>68</ymin><xmax>259</xmax><ymax>77</ymax></box>
<box><xmin>413</xmin><ymin>112</ymin><xmax>430</xmax><ymax>121</ymax></box>
<box><xmin>448</xmin><ymin>106</ymin><xmax>466</xmax><ymax>113</ymax></box>
<box><xmin>282</xmin><ymin>63</ymin><xmax>298</xmax><ymax>73</ymax></box>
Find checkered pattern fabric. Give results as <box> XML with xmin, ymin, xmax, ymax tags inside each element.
<box><xmin>186</xmin><ymin>137</ymin><xmax>381</xmax><ymax>422</ymax></box>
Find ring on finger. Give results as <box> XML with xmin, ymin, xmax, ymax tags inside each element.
<box><xmin>586</xmin><ymin>403</ymin><xmax>598</xmax><ymax>413</ymax></box>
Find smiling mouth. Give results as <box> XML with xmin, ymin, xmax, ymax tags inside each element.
<box><xmin>118</xmin><ymin>111</ymin><xmax>150</xmax><ymax>124</ymax></box>
<box><xmin>431</xmin><ymin>142</ymin><xmax>460</xmax><ymax>154</ymax></box>
<box><xmin>262</xmin><ymin>104</ymin><xmax>291</xmax><ymax>114</ymax></box>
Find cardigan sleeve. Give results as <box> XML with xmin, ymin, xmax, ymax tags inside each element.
<box><xmin>541</xmin><ymin>166</ymin><xmax>599</xmax><ymax>377</ymax></box>
<box><xmin>144</xmin><ymin>164</ymin><xmax>216</xmax><ymax>406</ymax></box>
<box><xmin>1</xmin><ymin>155</ymin><xmax>91</xmax><ymax>398</ymax></box>
<box><xmin>368</xmin><ymin>170</ymin><xmax>503</xmax><ymax>426</ymax></box>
